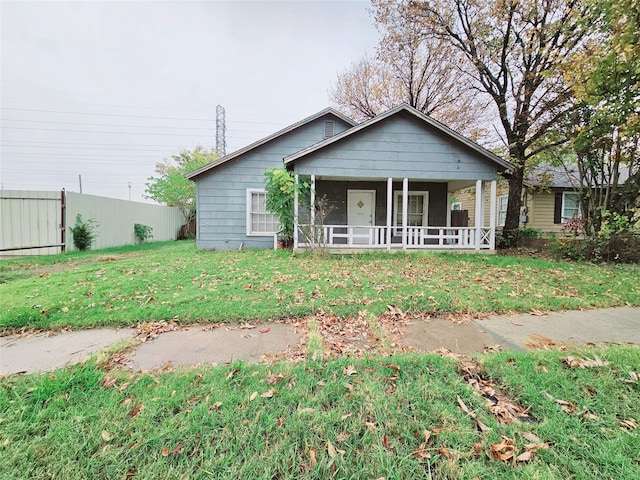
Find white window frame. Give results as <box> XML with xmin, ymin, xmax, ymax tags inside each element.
<box><xmin>246</xmin><ymin>189</ymin><xmax>279</xmax><ymax>236</ymax></box>
<box><xmin>393</xmin><ymin>190</ymin><xmax>429</xmax><ymax>235</ymax></box>
<box><xmin>497</xmin><ymin>195</ymin><xmax>508</xmax><ymax>227</ymax></box>
<box><xmin>561</xmin><ymin>192</ymin><xmax>581</xmax><ymax>223</ymax></box>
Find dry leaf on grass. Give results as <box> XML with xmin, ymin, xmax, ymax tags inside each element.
<box><xmin>343</xmin><ymin>365</ymin><xmax>357</xmax><ymax>376</ymax></box>
<box><xmin>618</xmin><ymin>371</ymin><xmax>638</xmax><ymax>384</ymax></box>
<box><xmin>560</xmin><ymin>355</ymin><xmax>609</xmax><ymax>369</ymax></box>
<box><xmin>261</xmin><ymin>388</ymin><xmax>277</xmax><ymax>398</ymax></box>
<box><xmin>620</xmin><ymin>418</ymin><xmax>638</xmax><ymax>430</ymax></box>
<box><xmin>259</xmin><ymin>327</ymin><xmax>271</xmax><ymax>334</ymax></box>
<box><xmin>101</xmin><ymin>430</ymin><xmax>112</xmax><ymax>442</ymax></box>
<box><xmin>126</xmin><ymin>404</ymin><xmax>144</xmax><ymax>418</ymax></box>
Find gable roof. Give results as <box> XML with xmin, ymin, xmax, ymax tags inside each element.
<box><xmin>284</xmin><ymin>103</ymin><xmax>513</xmax><ymax>171</ymax></box>
<box><xmin>186</xmin><ymin>108</ymin><xmax>356</xmax><ymax>179</ymax></box>
<box><xmin>526</xmin><ymin>164</ymin><xmax>631</xmax><ymax>189</ymax></box>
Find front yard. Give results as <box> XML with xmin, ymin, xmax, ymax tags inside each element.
<box><xmin>1</xmin><ymin>240</ymin><xmax>639</xmax><ymax>331</ymax></box>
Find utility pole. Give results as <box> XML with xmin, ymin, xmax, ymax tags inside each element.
<box><xmin>128</xmin><ymin>181</ymin><xmax>132</xmax><ymax>201</ymax></box>
<box><xmin>78</xmin><ymin>174</ymin><xmax>83</xmax><ymax>194</ymax></box>
<box><xmin>216</xmin><ymin>105</ymin><xmax>226</xmax><ymax>157</ymax></box>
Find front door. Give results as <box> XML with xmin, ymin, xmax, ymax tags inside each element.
<box><xmin>347</xmin><ymin>190</ymin><xmax>375</xmax><ymax>244</ymax></box>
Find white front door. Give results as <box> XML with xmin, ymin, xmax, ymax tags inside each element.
<box><xmin>347</xmin><ymin>190</ymin><xmax>375</xmax><ymax>244</ymax></box>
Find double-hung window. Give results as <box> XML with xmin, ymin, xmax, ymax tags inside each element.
<box><xmin>562</xmin><ymin>192</ymin><xmax>581</xmax><ymax>223</ymax></box>
<box><xmin>246</xmin><ymin>189</ymin><xmax>279</xmax><ymax>236</ymax></box>
<box><xmin>497</xmin><ymin>195</ymin><xmax>508</xmax><ymax>227</ymax></box>
<box><xmin>394</xmin><ymin>191</ymin><xmax>428</xmax><ymax>234</ymax></box>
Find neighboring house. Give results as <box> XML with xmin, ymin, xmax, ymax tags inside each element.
<box><xmin>456</xmin><ymin>164</ymin><xmax>632</xmax><ymax>235</ymax></box>
<box><xmin>187</xmin><ymin>104</ymin><xmax>513</xmax><ymax>251</ymax></box>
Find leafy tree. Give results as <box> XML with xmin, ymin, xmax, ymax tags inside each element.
<box><xmin>563</xmin><ymin>0</ymin><xmax>640</xmax><ymax>234</ymax></box>
<box><xmin>264</xmin><ymin>169</ymin><xmax>310</xmax><ymax>242</ymax></box>
<box><xmin>145</xmin><ymin>146</ymin><xmax>216</xmax><ymax>222</ymax></box>
<box><xmin>416</xmin><ymin>0</ymin><xmax>589</xmax><ymax>241</ymax></box>
<box><xmin>330</xmin><ymin>0</ymin><xmax>489</xmax><ymax>139</ymax></box>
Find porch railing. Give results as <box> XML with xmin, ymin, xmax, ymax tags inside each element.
<box><xmin>297</xmin><ymin>225</ymin><xmax>493</xmax><ymax>249</ymax></box>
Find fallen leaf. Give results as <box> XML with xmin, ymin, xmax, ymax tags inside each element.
<box><xmin>226</xmin><ymin>369</ymin><xmax>239</xmax><ymax>380</ymax></box>
<box><xmin>101</xmin><ymin>430</ymin><xmax>112</xmax><ymax>442</ymax></box>
<box><xmin>61</xmin><ymin>307</ymin><xmax>69</xmax><ymax>313</ymax></box>
<box><xmin>298</xmin><ymin>407</ymin><xmax>315</xmax><ymax>414</ymax></box>
<box><xmin>620</xmin><ymin>418</ymin><xmax>638</xmax><ymax>430</ymax></box>
<box><xmin>511</xmin><ymin>321</ymin><xmax>524</xmax><ymax>326</ymax></box>
<box><xmin>520</xmin><ymin>432</ymin><xmax>542</xmax><ymax>443</ymax></box>
<box><xmin>309</xmin><ymin>449</ymin><xmax>317</xmax><ymax>466</ymax></box>
<box><xmin>161</xmin><ymin>447</ymin><xmax>170</xmax><ymax>457</ymax></box>
<box><xmin>261</xmin><ymin>388</ymin><xmax>277</xmax><ymax>398</ymax></box>
<box><xmin>120</xmin><ymin>397</ymin><xmax>133</xmax><ymax>406</ymax></box>
<box><xmin>210</xmin><ymin>401</ymin><xmax>223</xmax><ymax>411</ymax></box>
<box><xmin>382</xmin><ymin>435</ymin><xmax>392</xmax><ymax>450</ymax></box>
<box><xmin>249</xmin><ymin>391</ymin><xmax>258</xmax><ymax>401</ymax></box>
<box><xmin>102</xmin><ymin>376</ymin><xmax>117</xmax><ymax>388</ymax></box>
<box><xmin>327</xmin><ymin>441</ymin><xmax>337</xmax><ymax>458</ymax></box>
<box><xmin>619</xmin><ymin>371</ymin><xmax>638</xmax><ymax>384</ymax></box>
<box><xmin>127</xmin><ymin>404</ymin><xmax>144</xmax><ymax>418</ymax></box>
<box><xmin>341</xmin><ymin>412</ymin><xmax>353</xmax><ymax>420</ymax></box>
<box><xmin>560</xmin><ymin>355</ymin><xmax>609</xmax><ymax>369</ymax></box>
<box><xmin>259</xmin><ymin>327</ymin><xmax>271</xmax><ymax>334</ymax></box>
<box><xmin>515</xmin><ymin>451</ymin><xmax>532</xmax><ymax>462</ymax></box>
<box><xmin>266</xmin><ymin>373</ymin><xmax>284</xmax><ymax>385</ymax></box>
<box><xmin>343</xmin><ymin>365</ymin><xmax>357</xmax><ymax>376</ymax></box>
<box><xmin>343</xmin><ymin>383</ymin><xmax>354</xmax><ymax>391</ymax></box>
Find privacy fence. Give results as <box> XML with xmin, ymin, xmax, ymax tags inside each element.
<box><xmin>0</xmin><ymin>190</ymin><xmax>184</xmax><ymax>256</ymax></box>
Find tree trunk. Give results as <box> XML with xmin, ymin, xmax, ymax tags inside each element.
<box><xmin>503</xmin><ymin>144</ymin><xmax>525</xmax><ymax>245</ymax></box>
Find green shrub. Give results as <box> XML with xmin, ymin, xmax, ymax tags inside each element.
<box><xmin>134</xmin><ymin>223</ymin><xmax>153</xmax><ymax>243</ymax></box>
<box><xmin>69</xmin><ymin>214</ymin><xmax>98</xmax><ymax>251</ymax></box>
<box><xmin>553</xmin><ymin>233</ymin><xmax>640</xmax><ymax>263</ymax></box>
<box><xmin>498</xmin><ymin>227</ymin><xmax>544</xmax><ymax>248</ymax></box>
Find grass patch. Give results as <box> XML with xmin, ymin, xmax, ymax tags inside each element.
<box><xmin>1</xmin><ymin>347</ymin><xmax>638</xmax><ymax>479</ymax></box>
<box><xmin>1</xmin><ymin>241</ymin><xmax>639</xmax><ymax>331</ymax></box>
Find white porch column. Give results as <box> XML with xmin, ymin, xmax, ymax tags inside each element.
<box><xmin>310</xmin><ymin>174</ymin><xmax>316</xmax><ymax>248</ymax></box>
<box><xmin>474</xmin><ymin>179</ymin><xmax>483</xmax><ymax>250</ymax></box>
<box><xmin>489</xmin><ymin>180</ymin><xmax>497</xmax><ymax>250</ymax></box>
<box><xmin>402</xmin><ymin>177</ymin><xmax>409</xmax><ymax>250</ymax></box>
<box><xmin>293</xmin><ymin>173</ymin><xmax>299</xmax><ymax>250</ymax></box>
<box><xmin>446</xmin><ymin>192</ymin><xmax>452</xmax><ymax>228</ymax></box>
<box><xmin>386</xmin><ymin>177</ymin><xmax>393</xmax><ymax>250</ymax></box>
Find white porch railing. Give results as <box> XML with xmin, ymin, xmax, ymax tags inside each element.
<box><xmin>297</xmin><ymin>225</ymin><xmax>493</xmax><ymax>249</ymax></box>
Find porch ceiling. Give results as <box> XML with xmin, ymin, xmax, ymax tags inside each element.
<box><xmin>312</xmin><ymin>176</ymin><xmax>477</xmax><ymax>192</ymax></box>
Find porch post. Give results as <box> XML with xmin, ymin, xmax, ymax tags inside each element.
<box><xmin>386</xmin><ymin>177</ymin><xmax>392</xmax><ymax>250</ymax></box>
<box><xmin>294</xmin><ymin>173</ymin><xmax>299</xmax><ymax>250</ymax></box>
<box><xmin>402</xmin><ymin>177</ymin><xmax>409</xmax><ymax>250</ymax></box>
<box><xmin>446</xmin><ymin>192</ymin><xmax>452</xmax><ymax>228</ymax></box>
<box><xmin>474</xmin><ymin>179</ymin><xmax>483</xmax><ymax>250</ymax></box>
<box><xmin>310</xmin><ymin>174</ymin><xmax>316</xmax><ymax>248</ymax></box>
<box><xmin>489</xmin><ymin>180</ymin><xmax>497</xmax><ymax>250</ymax></box>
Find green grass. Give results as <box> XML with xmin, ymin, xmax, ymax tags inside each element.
<box><xmin>1</xmin><ymin>240</ymin><xmax>639</xmax><ymax>331</ymax></box>
<box><xmin>1</xmin><ymin>346</ymin><xmax>638</xmax><ymax>479</ymax></box>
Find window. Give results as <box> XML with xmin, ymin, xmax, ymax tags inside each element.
<box><xmin>246</xmin><ymin>189</ymin><xmax>279</xmax><ymax>236</ymax></box>
<box><xmin>451</xmin><ymin>202</ymin><xmax>462</xmax><ymax>211</ymax></box>
<box><xmin>394</xmin><ymin>191</ymin><xmax>428</xmax><ymax>233</ymax></box>
<box><xmin>562</xmin><ymin>192</ymin><xmax>580</xmax><ymax>223</ymax></box>
<box><xmin>497</xmin><ymin>195</ymin><xmax>508</xmax><ymax>226</ymax></box>
<box><xmin>323</xmin><ymin>121</ymin><xmax>334</xmax><ymax>139</ymax></box>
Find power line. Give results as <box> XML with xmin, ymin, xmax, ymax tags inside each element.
<box><xmin>2</xmin><ymin>126</ymin><xmax>214</xmax><ymax>137</ymax></box>
<box><xmin>0</xmin><ymin>107</ymin><xmax>215</xmax><ymax>122</ymax></box>
<box><xmin>2</xmin><ymin>118</ymin><xmax>214</xmax><ymax>130</ymax></box>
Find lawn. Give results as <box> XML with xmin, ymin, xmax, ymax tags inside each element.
<box><xmin>0</xmin><ymin>346</ymin><xmax>638</xmax><ymax>479</ymax></box>
<box><xmin>1</xmin><ymin>240</ymin><xmax>639</xmax><ymax>331</ymax></box>
<box><xmin>1</xmin><ymin>242</ymin><xmax>639</xmax><ymax>478</ymax></box>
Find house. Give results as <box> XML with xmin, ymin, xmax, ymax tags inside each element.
<box><xmin>187</xmin><ymin>104</ymin><xmax>513</xmax><ymax>251</ymax></box>
<box><xmin>456</xmin><ymin>164</ymin><xmax>633</xmax><ymax>235</ymax></box>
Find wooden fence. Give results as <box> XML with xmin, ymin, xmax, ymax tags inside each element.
<box><xmin>0</xmin><ymin>190</ymin><xmax>184</xmax><ymax>256</ymax></box>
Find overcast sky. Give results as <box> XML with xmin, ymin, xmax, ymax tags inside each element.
<box><xmin>1</xmin><ymin>0</ymin><xmax>379</xmax><ymax>201</ymax></box>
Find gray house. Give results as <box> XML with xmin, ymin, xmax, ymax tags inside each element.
<box><xmin>187</xmin><ymin>104</ymin><xmax>512</xmax><ymax>251</ymax></box>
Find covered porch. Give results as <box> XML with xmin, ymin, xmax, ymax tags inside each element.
<box><xmin>292</xmin><ymin>175</ymin><xmax>498</xmax><ymax>251</ymax></box>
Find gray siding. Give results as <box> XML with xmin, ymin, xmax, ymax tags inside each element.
<box><xmin>293</xmin><ymin>111</ymin><xmax>497</xmax><ymax>180</ymax></box>
<box><xmin>195</xmin><ymin>114</ymin><xmax>352</xmax><ymax>250</ymax></box>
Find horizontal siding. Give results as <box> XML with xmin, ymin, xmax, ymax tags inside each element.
<box><xmin>530</xmin><ymin>191</ymin><xmax>564</xmax><ymax>234</ymax></box>
<box><xmin>195</xmin><ymin>114</ymin><xmax>352</xmax><ymax>250</ymax></box>
<box><xmin>294</xmin><ymin>112</ymin><xmax>498</xmax><ymax>181</ymax></box>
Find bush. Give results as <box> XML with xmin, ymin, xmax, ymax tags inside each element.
<box><xmin>69</xmin><ymin>214</ymin><xmax>98</xmax><ymax>251</ymax></box>
<box><xmin>498</xmin><ymin>227</ymin><xmax>544</xmax><ymax>248</ymax></box>
<box><xmin>553</xmin><ymin>233</ymin><xmax>640</xmax><ymax>263</ymax></box>
<box><xmin>134</xmin><ymin>223</ymin><xmax>153</xmax><ymax>243</ymax></box>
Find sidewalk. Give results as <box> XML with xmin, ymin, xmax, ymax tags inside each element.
<box><xmin>1</xmin><ymin>307</ymin><xmax>638</xmax><ymax>375</ymax></box>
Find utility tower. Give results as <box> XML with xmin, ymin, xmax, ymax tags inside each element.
<box><xmin>215</xmin><ymin>105</ymin><xmax>226</xmax><ymax>157</ymax></box>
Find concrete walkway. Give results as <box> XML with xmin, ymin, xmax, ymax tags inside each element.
<box><xmin>1</xmin><ymin>307</ymin><xmax>638</xmax><ymax>375</ymax></box>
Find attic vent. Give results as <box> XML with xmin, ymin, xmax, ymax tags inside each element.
<box><xmin>324</xmin><ymin>120</ymin><xmax>334</xmax><ymax>139</ymax></box>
